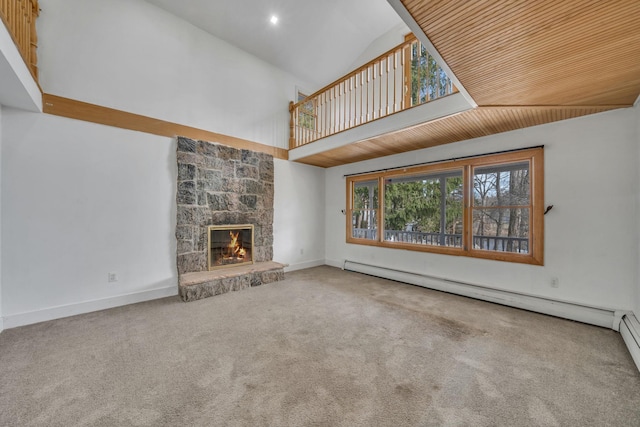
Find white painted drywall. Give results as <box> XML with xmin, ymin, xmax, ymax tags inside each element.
<box><xmin>0</xmin><ymin>108</ymin><xmax>327</xmax><ymax>327</ymax></box>
<box><xmin>38</xmin><ymin>0</ymin><xmax>310</xmax><ymax>149</ymax></box>
<box><xmin>0</xmin><ymin>106</ymin><xmax>3</xmax><ymax>332</ymax></box>
<box><xmin>1</xmin><ymin>109</ymin><xmax>178</xmax><ymax>326</ymax></box>
<box><xmin>273</xmin><ymin>159</ymin><xmax>326</xmax><ymax>271</ymax></box>
<box><xmin>348</xmin><ymin>22</ymin><xmax>410</xmax><ymax>72</ymax></box>
<box><xmin>636</xmin><ymin>102</ymin><xmax>640</xmax><ymax>316</ymax></box>
<box><xmin>325</xmin><ymin>108</ymin><xmax>639</xmax><ymax>311</ymax></box>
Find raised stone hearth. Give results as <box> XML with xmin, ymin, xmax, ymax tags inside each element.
<box><xmin>175</xmin><ymin>136</ymin><xmax>285</xmax><ymax>301</ymax></box>
<box><xmin>179</xmin><ymin>261</ymin><xmax>287</xmax><ymax>302</ymax></box>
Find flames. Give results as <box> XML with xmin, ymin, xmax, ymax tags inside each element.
<box><xmin>227</xmin><ymin>231</ymin><xmax>246</xmax><ymax>259</ymax></box>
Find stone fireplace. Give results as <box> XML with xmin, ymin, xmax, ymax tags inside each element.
<box><xmin>175</xmin><ymin>137</ymin><xmax>285</xmax><ymax>301</ymax></box>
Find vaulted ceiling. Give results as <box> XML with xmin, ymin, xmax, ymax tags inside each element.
<box><xmin>144</xmin><ymin>0</ymin><xmax>404</xmax><ymax>88</ymax></box>
<box><xmin>295</xmin><ymin>0</ymin><xmax>640</xmax><ymax>167</ymax></box>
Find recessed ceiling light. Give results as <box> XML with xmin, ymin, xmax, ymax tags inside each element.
<box><xmin>270</xmin><ymin>15</ymin><xmax>278</xmax><ymax>25</ymax></box>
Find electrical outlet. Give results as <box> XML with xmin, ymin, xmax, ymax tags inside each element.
<box><xmin>300</xmin><ymin>248</ymin><xmax>304</xmax><ymax>255</ymax></box>
<box><xmin>550</xmin><ymin>277</ymin><xmax>559</xmax><ymax>288</ymax></box>
<box><xmin>108</xmin><ymin>272</ymin><xmax>118</xmax><ymax>283</ymax></box>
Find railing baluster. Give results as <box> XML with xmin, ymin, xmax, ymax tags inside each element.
<box><xmin>334</xmin><ymin>84</ymin><xmax>339</xmax><ymax>132</ymax></box>
<box><xmin>325</xmin><ymin>90</ymin><xmax>329</xmax><ymax>137</ymax></box>
<box><xmin>365</xmin><ymin>66</ymin><xmax>369</xmax><ymax>122</ymax></box>
<box><xmin>393</xmin><ymin>50</ymin><xmax>398</xmax><ymax>113</ymax></box>
<box><xmin>378</xmin><ymin>60</ymin><xmax>383</xmax><ymax>118</ymax></box>
<box><xmin>383</xmin><ymin>56</ymin><xmax>388</xmax><ymax>116</ymax></box>
<box><xmin>342</xmin><ymin>79</ymin><xmax>346</xmax><ymax>131</ymax></box>
<box><xmin>338</xmin><ymin>81</ymin><xmax>342</xmax><ymax>132</ymax></box>
<box><xmin>347</xmin><ymin>77</ymin><xmax>351</xmax><ymax>129</ymax></box>
<box><xmin>350</xmin><ymin>76</ymin><xmax>354</xmax><ymax>128</ymax></box>
<box><xmin>337</xmin><ymin>82</ymin><xmax>341</xmax><ymax>132</ymax></box>
<box><xmin>336</xmin><ymin>84</ymin><xmax>340</xmax><ymax>132</ymax></box>
<box><xmin>319</xmin><ymin>91</ymin><xmax>324</xmax><ymax>138</ymax></box>
<box><xmin>298</xmin><ymin>104</ymin><xmax>302</xmax><ymax>145</ymax></box>
<box><xmin>354</xmin><ymin>74</ymin><xmax>359</xmax><ymax>126</ymax></box>
<box><xmin>359</xmin><ymin>70</ymin><xmax>363</xmax><ymax>125</ymax></box>
<box><xmin>371</xmin><ymin>63</ymin><xmax>376</xmax><ymax>120</ymax></box>
<box><xmin>342</xmin><ymin>80</ymin><xmax>349</xmax><ymax>130</ymax></box>
<box><xmin>343</xmin><ymin>79</ymin><xmax>347</xmax><ymax>130</ymax></box>
<box><xmin>330</xmin><ymin>86</ymin><xmax>334</xmax><ymax>135</ymax></box>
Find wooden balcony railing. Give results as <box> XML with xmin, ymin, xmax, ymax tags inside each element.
<box><xmin>289</xmin><ymin>35</ymin><xmax>457</xmax><ymax>149</ymax></box>
<box><xmin>354</xmin><ymin>229</ymin><xmax>529</xmax><ymax>254</ymax></box>
<box><xmin>0</xmin><ymin>0</ymin><xmax>40</xmax><ymax>80</ymax></box>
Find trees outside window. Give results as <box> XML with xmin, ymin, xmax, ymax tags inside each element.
<box><xmin>384</xmin><ymin>172</ymin><xmax>463</xmax><ymax>247</ymax></box>
<box><xmin>472</xmin><ymin>162</ymin><xmax>530</xmax><ymax>253</ymax></box>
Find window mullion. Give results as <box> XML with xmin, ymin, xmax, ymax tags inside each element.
<box><xmin>463</xmin><ymin>164</ymin><xmax>471</xmax><ymax>253</ymax></box>
<box><xmin>439</xmin><ymin>178</ymin><xmax>446</xmax><ymax>246</ymax></box>
<box><xmin>378</xmin><ymin>176</ymin><xmax>385</xmax><ymax>242</ymax></box>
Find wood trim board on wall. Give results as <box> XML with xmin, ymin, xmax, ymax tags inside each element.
<box><xmin>42</xmin><ymin>94</ymin><xmax>289</xmax><ymax>160</ymax></box>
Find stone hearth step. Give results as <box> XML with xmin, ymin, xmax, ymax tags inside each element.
<box><xmin>179</xmin><ymin>261</ymin><xmax>287</xmax><ymax>302</ymax></box>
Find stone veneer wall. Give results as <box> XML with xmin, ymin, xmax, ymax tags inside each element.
<box><xmin>176</xmin><ymin>137</ymin><xmax>274</xmax><ymax>275</ymax></box>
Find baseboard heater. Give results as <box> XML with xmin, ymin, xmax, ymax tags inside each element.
<box><xmin>620</xmin><ymin>313</ymin><xmax>640</xmax><ymax>372</ymax></box>
<box><xmin>342</xmin><ymin>260</ymin><xmax>623</xmax><ymax>330</ymax></box>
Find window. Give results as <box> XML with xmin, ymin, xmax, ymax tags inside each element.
<box><xmin>384</xmin><ymin>169</ymin><xmax>463</xmax><ymax>247</ymax></box>
<box><xmin>351</xmin><ymin>180</ymin><xmax>378</xmax><ymax>240</ymax></box>
<box><xmin>472</xmin><ymin>161</ymin><xmax>530</xmax><ymax>254</ymax></box>
<box><xmin>297</xmin><ymin>90</ymin><xmax>316</xmax><ymax>132</ymax></box>
<box><xmin>346</xmin><ymin>148</ymin><xmax>544</xmax><ymax>265</ymax></box>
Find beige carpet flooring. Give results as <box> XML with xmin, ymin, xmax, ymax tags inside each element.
<box><xmin>0</xmin><ymin>266</ymin><xmax>639</xmax><ymax>426</ymax></box>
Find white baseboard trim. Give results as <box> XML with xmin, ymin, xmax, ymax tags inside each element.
<box><xmin>0</xmin><ymin>316</ymin><xmax>4</xmax><ymax>333</ymax></box>
<box><xmin>3</xmin><ymin>286</ymin><xmax>178</xmax><ymax>330</ymax></box>
<box><xmin>284</xmin><ymin>259</ymin><xmax>325</xmax><ymax>272</ymax></box>
<box><xmin>620</xmin><ymin>313</ymin><xmax>640</xmax><ymax>372</ymax></box>
<box><xmin>325</xmin><ymin>258</ymin><xmax>343</xmax><ymax>269</ymax></box>
<box><xmin>342</xmin><ymin>260</ymin><xmax>621</xmax><ymax>330</ymax></box>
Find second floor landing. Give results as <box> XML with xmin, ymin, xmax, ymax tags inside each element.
<box><xmin>290</xmin><ymin>0</ymin><xmax>640</xmax><ymax>168</ymax></box>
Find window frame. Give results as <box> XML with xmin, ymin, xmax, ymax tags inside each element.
<box><xmin>346</xmin><ymin>148</ymin><xmax>544</xmax><ymax>265</ymax></box>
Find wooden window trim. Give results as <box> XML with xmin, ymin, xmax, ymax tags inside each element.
<box><xmin>345</xmin><ymin>148</ymin><xmax>544</xmax><ymax>265</ymax></box>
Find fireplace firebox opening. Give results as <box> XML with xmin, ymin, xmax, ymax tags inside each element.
<box><xmin>208</xmin><ymin>224</ymin><xmax>254</xmax><ymax>270</ymax></box>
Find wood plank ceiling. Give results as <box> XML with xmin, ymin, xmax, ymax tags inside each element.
<box><xmin>295</xmin><ymin>0</ymin><xmax>640</xmax><ymax>168</ymax></box>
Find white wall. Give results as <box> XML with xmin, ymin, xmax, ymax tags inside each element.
<box><xmin>0</xmin><ymin>16</ymin><xmax>42</xmax><ymax>112</ymax></box>
<box><xmin>1</xmin><ymin>109</ymin><xmax>178</xmax><ymax>327</ymax></box>
<box><xmin>348</xmin><ymin>22</ymin><xmax>410</xmax><ymax>72</ymax></box>
<box><xmin>38</xmin><ymin>0</ymin><xmax>311</xmax><ymax>149</ymax></box>
<box><xmin>0</xmin><ymin>0</ymin><xmax>326</xmax><ymax>329</ymax></box>
<box><xmin>0</xmin><ymin>106</ymin><xmax>3</xmax><ymax>332</ymax></box>
<box><xmin>273</xmin><ymin>160</ymin><xmax>326</xmax><ymax>271</ymax></box>
<box><xmin>636</xmin><ymin>102</ymin><xmax>640</xmax><ymax>316</ymax></box>
<box><xmin>1</xmin><ymin>108</ymin><xmax>326</xmax><ymax>327</ymax></box>
<box><xmin>326</xmin><ymin>108</ymin><xmax>639</xmax><ymax>311</ymax></box>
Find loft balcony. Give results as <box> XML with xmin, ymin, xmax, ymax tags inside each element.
<box><xmin>288</xmin><ymin>35</ymin><xmax>473</xmax><ymax>166</ymax></box>
<box><xmin>0</xmin><ymin>0</ymin><xmax>41</xmax><ymax>111</ymax></box>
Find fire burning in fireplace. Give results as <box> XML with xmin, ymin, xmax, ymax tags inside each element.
<box><xmin>226</xmin><ymin>231</ymin><xmax>246</xmax><ymax>260</ymax></box>
<box><xmin>208</xmin><ymin>225</ymin><xmax>254</xmax><ymax>270</ymax></box>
